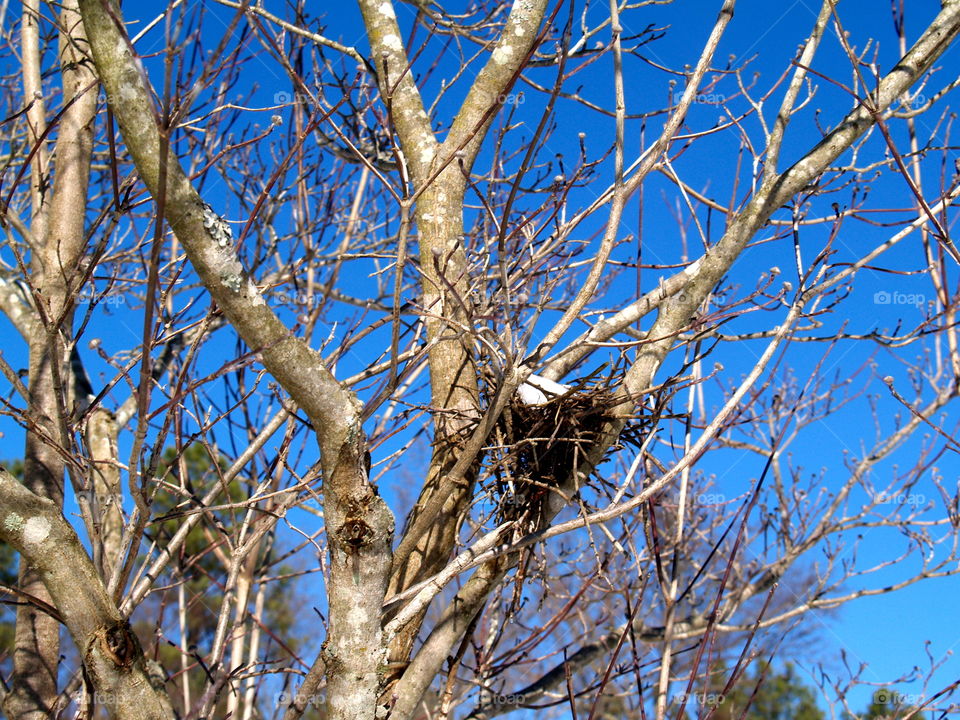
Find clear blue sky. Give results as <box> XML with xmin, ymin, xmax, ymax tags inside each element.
<box><xmin>1</xmin><ymin>0</ymin><xmax>958</xmax><ymax>716</ymax></box>
<box><xmin>286</xmin><ymin>0</ymin><xmax>960</xmax><ymax>712</ymax></box>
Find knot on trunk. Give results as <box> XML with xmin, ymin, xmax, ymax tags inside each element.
<box><xmin>91</xmin><ymin>620</ymin><xmax>139</xmax><ymax>671</ymax></box>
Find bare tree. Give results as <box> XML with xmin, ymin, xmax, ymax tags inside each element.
<box><xmin>1</xmin><ymin>1</ymin><xmax>959</xmax><ymax>719</ymax></box>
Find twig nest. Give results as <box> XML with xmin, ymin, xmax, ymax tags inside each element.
<box><xmin>489</xmin><ymin>371</ymin><xmax>628</xmax><ymax>530</ymax></box>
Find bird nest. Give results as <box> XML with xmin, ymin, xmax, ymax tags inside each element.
<box><xmin>488</xmin><ymin>376</ymin><xmax>631</xmax><ymax>531</ymax></box>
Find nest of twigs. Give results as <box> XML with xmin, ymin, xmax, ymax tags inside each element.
<box><xmin>489</xmin><ymin>375</ymin><xmax>627</xmax><ymax>532</ymax></box>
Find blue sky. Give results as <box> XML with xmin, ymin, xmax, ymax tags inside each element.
<box><xmin>281</xmin><ymin>0</ymin><xmax>960</xmax><ymax>712</ymax></box>
<box><xmin>2</xmin><ymin>0</ymin><xmax>959</xmax><ymax>716</ymax></box>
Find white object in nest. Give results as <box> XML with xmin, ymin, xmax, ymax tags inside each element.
<box><xmin>517</xmin><ymin>373</ymin><xmax>571</xmax><ymax>405</ymax></box>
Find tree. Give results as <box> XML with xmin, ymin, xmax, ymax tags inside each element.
<box><xmin>708</xmin><ymin>662</ymin><xmax>824</xmax><ymax>720</ymax></box>
<box><xmin>0</xmin><ymin>515</ymin><xmax>18</xmax><ymax>673</ymax></box>
<box><xmin>847</xmin><ymin>687</ymin><xmax>928</xmax><ymax>720</ymax></box>
<box><xmin>856</xmin><ymin>690</ymin><xmax>894</xmax><ymax>720</ymax></box>
<box><xmin>0</xmin><ymin>1</ymin><xmax>959</xmax><ymax>719</ymax></box>
<box><xmin>0</xmin><ymin>461</ymin><xmax>26</xmax><ymax>678</ymax></box>
<box><xmin>143</xmin><ymin>444</ymin><xmax>305</xmax><ymax>718</ymax></box>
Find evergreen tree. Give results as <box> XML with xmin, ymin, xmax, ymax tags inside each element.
<box><xmin>849</xmin><ymin>687</ymin><xmax>919</xmax><ymax>720</ymax></box>
<box><xmin>143</xmin><ymin>444</ymin><xmax>305</xmax><ymax>717</ymax></box>
<box><xmin>0</xmin><ymin>460</ymin><xmax>25</xmax><ymax>665</ymax></box>
<box><xmin>706</xmin><ymin>662</ymin><xmax>824</xmax><ymax>720</ymax></box>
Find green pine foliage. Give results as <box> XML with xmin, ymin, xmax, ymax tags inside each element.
<box><xmin>141</xmin><ymin>444</ymin><xmax>306</xmax><ymax>716</ymax></box>
<box><xmin>847</xmin><ymin>687</ymin><xmax>920</xmax><ymax>720</ymax></box>
<box><xmin>1</xmin><ymin>449</ymin><xmax>307</xmax><ymax>717</ymax></box>
<box><xmin>705</xmin><ymin>661</ymin><xmax>824</xmax><ymax>720</ymax></box>
<box><xmin>0</xmin><ymin>460</ymin><xmax>24</xmax><ymax>666</ymax></box>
